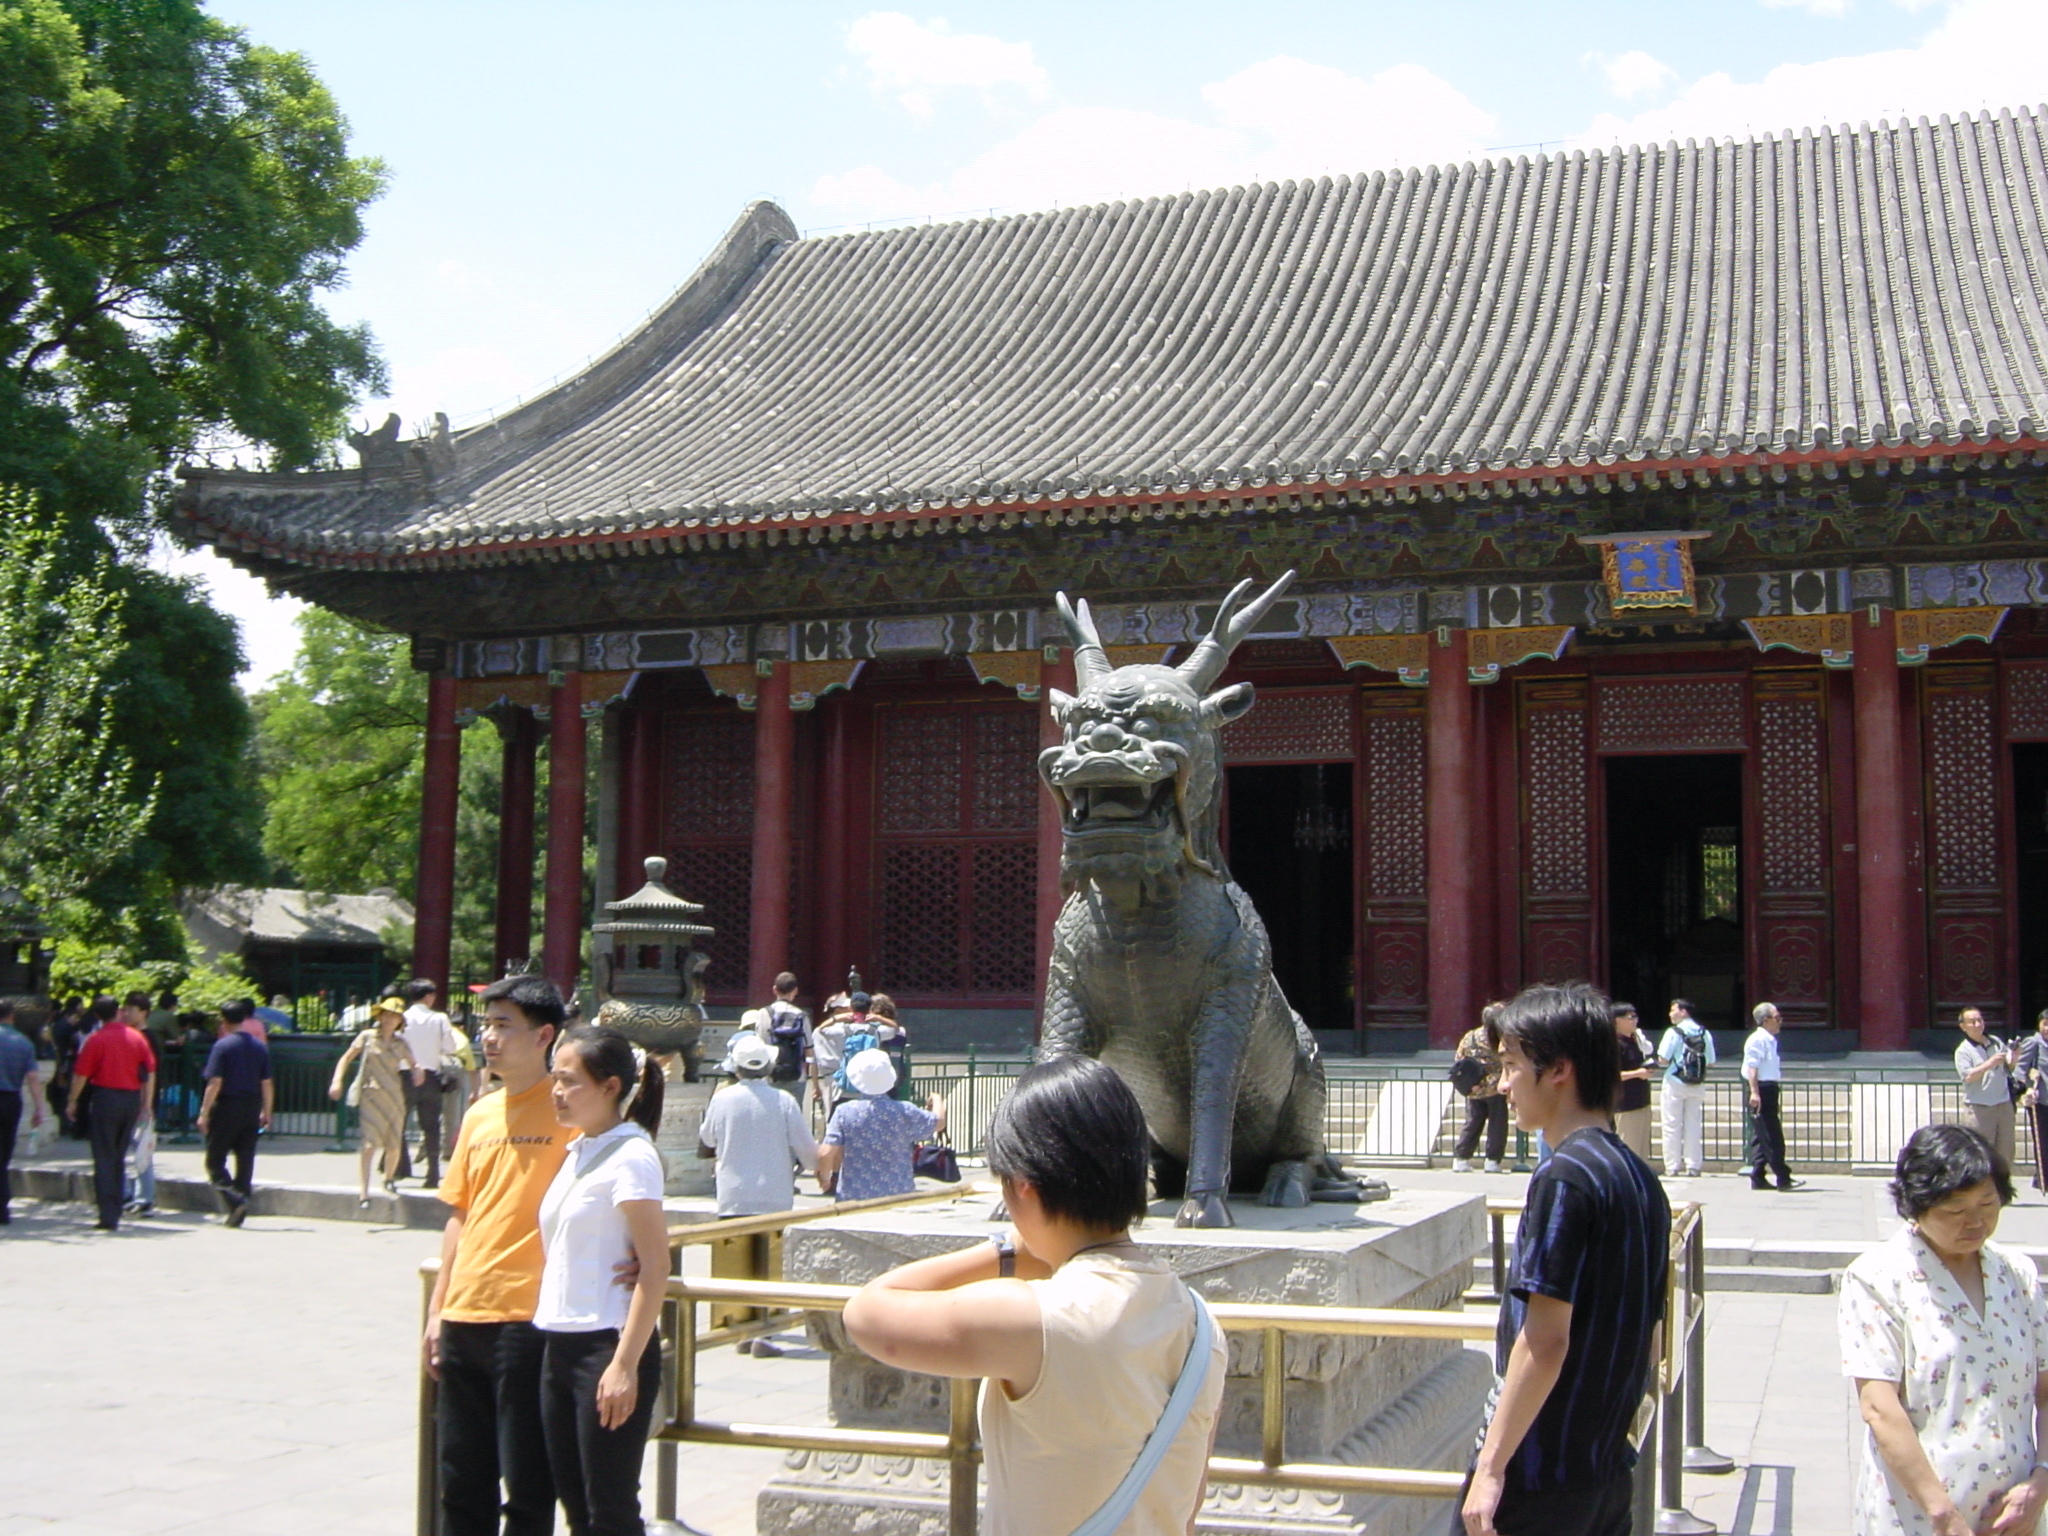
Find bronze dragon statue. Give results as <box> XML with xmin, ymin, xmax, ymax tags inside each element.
<box><xmin>1036</xmin><ymin>572</ymin><xmax>1381</xmax><ymax>1227</ymax></box>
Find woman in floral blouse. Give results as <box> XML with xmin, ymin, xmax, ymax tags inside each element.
<box><xmin>1838</xmin><ymin>1125</ymin><xmax>2048</xmax><ymax>1536</ymax></box>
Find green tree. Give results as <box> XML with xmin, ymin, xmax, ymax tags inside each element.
<box><xmin>0</xmin><ymin>0</ymin><xmax>387</xmax><ymax>947</ymax></box>
<box><xmin>0</xmin><ymin>489</ymin><xmax>153</xmax><ymax>904</ymax></box>
<box><xmin>253</xmin><ymin>611</ymin><xmax>569</xmax><ymax>984</ymax></box>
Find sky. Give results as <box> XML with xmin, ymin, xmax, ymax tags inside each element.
<box><xmin>172</xmin><ymin>0</ymin><xmax>2048</xmax><ymax>688</ymax></box>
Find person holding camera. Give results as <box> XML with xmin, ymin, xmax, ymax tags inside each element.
<box><xmin>1955</xmin><ymin>1008</ymin><xmax>2017</xmax><ymax>1168</ymax></box>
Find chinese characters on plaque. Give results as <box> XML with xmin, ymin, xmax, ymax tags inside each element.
<box><xmin>1579</xmin><ymin>530</ymin><xmax>1710</xmax><ymax>611</ymax></box>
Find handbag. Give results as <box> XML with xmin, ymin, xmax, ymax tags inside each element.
<box><xmin>1069</xmin><ymin>1288</ymin><xmax>1217</xmax><ymax>1536</ymax></box>
<box><xmin>911</xmin><ymin>1137</ymin><xmax>960</xmax><ymax>1183</ymax></box>
<box><xmin>1447</xmin><ymin>1055</ymin><xmax>1487</xmax><ymax>1098</ymax></box>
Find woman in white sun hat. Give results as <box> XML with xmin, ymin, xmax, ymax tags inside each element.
<box><xmin>817</xmin><ymin>1048</ymin><xmax>945</xmax><ymax>1202</ymax></box>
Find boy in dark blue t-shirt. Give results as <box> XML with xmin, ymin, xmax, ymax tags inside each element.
<box><xmin>1463</xmin><ymin>982</ymin><xmax>1671</xmax><ymax>1536</ymax></box>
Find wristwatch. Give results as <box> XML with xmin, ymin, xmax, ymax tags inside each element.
<box><xmin>987</xmin><ymin>1232</ymin><xmax>1016</xmax><ymax>1279</ymax></box>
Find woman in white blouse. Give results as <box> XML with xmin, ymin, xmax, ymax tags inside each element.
<box><xmin>537</xmin><ymin>1025</ymin><xmax>671</xmax><ymax>1536</ymax></box>
<box><xmin>1839</xmin><ymin>1124</ymin><xmax>2048</xmax><ymax>1536</ymax></box>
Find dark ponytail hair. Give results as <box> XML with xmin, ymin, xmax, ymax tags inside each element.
<box><xmin>558</xmin><ymin>1025</ymin><xmax>664</xmax><ymax>1135</ymax></box>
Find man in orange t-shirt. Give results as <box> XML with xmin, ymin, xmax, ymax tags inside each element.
<box><xmin>425</xmin><ymin>975</ymin><xmax>572</xmax><ymax>1536</ymax></box>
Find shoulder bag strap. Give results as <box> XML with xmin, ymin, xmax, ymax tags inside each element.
<box><xmin>1068</xmin><ymin>1286</ymin><xmax>1216</xmax><ymax>1536</ymax></box>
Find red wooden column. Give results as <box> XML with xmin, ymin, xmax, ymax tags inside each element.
<box><xmin>814</xmin><ymin>696</ymin><xmax>854</xmax><ymax>991</ymax></box>
<box><xmin>1426</xmin><ymin>631</ymin><xmax>1478</xmax><ymax>1046</ymax></box>
<box><xmin>541</xmin><ymin>670</ymin><xmax>587</xmax><ymax>994</ymax></box>
<box><xmin>415</xmin><ymin>673</ymin><xmax>462</xmax><ymax>995</ymax></box>
<box><xmin>493</xmin><ymin>708</ymin><xmax>539</xmax><ymax>975</ymax></box>
<box><xmin>1035</xmin><ymin>650</ymin><xmax>1077</xmax><ymax>1027</ymax></box>
<box><xmin>1853</xmin><ymin>610</ymin><xmax>1912</xmax><ymax>1049</ymax></box>
<box><xmin>748</xmin><ymin>661</ymin><xmax>795</xmax><ymax>1003</ymax></box>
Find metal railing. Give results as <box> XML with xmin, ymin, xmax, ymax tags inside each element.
<box><xmin>643</xmin><ymin>1201</ymin><xmax>1721</xmax><ymax>1536</ymax></box>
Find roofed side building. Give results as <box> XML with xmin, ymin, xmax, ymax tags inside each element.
<box><xmin>181</xmin><ymin>108</ymin><xmax>2048</xmax><ymax>1052</ymax></box>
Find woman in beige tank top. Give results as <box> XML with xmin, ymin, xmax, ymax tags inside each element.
<box><xmin>845</xmin><ymin>1057</ymin><xmax>1226</xmax><ymax>1536</ymax></box>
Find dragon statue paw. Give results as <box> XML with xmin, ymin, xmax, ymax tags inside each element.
<box><xmin>1174</xmin><ymin>1190</ymin><xmax>1236</xmax><ymax>1229</ymax></box>
<box><xmin>1259</xmin><ymin>1160</ymin><xmax>1316</xmax><ymax>1208</ymax></box>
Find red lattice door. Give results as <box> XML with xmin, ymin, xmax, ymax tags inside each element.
<box><xmin>1924</xmin><ymin>664</ymin><xmax>2009</xmax><ymax>1025</ymax></box>
<box><xmin>1360</xmin><ymin>691</ymin><xmax>1427</xmax><ymax>1024</ymax></box>
<box><xmin>657</xmin><ymin>710</ymin><xmax>756</xmax><ymax>1005</ymax></box>
<box><xmin>1520</xmin><ymin>679</ymin><xmax>1597</xmax><ymax>984</ymax></box>
<box><xmin>871</xmin><ymin>703</ymin><xmax>1039</xmax><ymax>1003</ymax></box>
<box><xmin>1748</xmin><ymin>671</ymin><xmax>1833</xmax><ymax>1026</ymax></box>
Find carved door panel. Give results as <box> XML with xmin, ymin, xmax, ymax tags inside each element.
<box><xmin>1360</xmin><ymin>691</ymin><xmax>1426</xmax><ymax>1026</ymax></box>
<box><xmin>1924</xmin><ymin>665</ymin><xmax>2009</xmax><ymax>1025</ymax></box>
<box><xmin>1520</xmin><ymin>679</ymin><xmax>1596</xmax><ymax>985</ymax></box>
<box><xmin>659</xmin><ymin>709</ymin><xmax>757</xmax><ymax>1005</ymax></box>
<box><xmin>1748</xmin><ymin>671</ymin><xmax>1832</xmax><ymax>1026</ymax></box>
<box><xmin>870</xmin><ymin>702</ymin><xmax>1039</xmax><ymax>1004</ymax></box>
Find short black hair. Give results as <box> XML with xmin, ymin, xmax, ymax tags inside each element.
<box><xmin>849</xmin><ymin>991</ymin><xmax>872</xmax><ymax>1011</ymax></box>
<box><xmin>1890</xmin><ymin>1123</ymin><xmax>2016</xmax><ymax>1219</ymax></box>
<box><xmin>157</xmin><ymin>990</ymin><xmax>177</xmax><ymax>1009</ymax></box>
<box><xmin>773</xmin><ymin>971</ymin><xmax>798</xmax><ymax>994</ymax></box>
<box><xmin>220</xmin><ymin>998</ymin><xmax>255</xmax><ymax>1025</ymax></box>
<box><xmin>122</xmin><ymin>990</ymin><xmax>151</xmax><ymax>1013</ymax></box>
<box><xmin>91</xmin><ymin>996</ymin><xmax>119</xmax><ymax>1023</ymax></box>
<box><xmin>985</xmin><ymin>1056</ymin><xmax>1150</xmax><ymax>1231</ymax></box>
<box><xmin>0</xmin><ymin>999</ymin><xmax>14</xmax><ymax>1023</ymax></box>
<box><xmin>403</xmin><ymin>978</ymin><xmax>438</xmax><ymax>1004</ymax></box>
<box><xmin>1669</xmin><ymin>998</ymin><xmax>1694</xmax><ymax>1017</ymax></box>
<box><xmin>1497</xmin><ymin>982</ymin><xmax>1618</xmax><ymax>1114</ymax></box>
<box><xmin>480</xmin><ymin>974</ymin><xmax>567</xmax><ymax>1032</ymax></box>
<box><xmin>1611</xmin><ymin>1001</ymin><xmax>1637</xmax><ymax>1019</ymax></box>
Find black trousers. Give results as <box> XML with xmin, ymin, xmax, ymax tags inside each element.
<box><xmin>2032</xmin><ymin>1099</ymin><xmax>2048</xmax><ymax>1187</ymax></box>
<box><xmin>86</xmin><ymin>1087</ymin><xmax>140</xmax><ymax>1229</ymax></box>
<box><xmin>205</xmin><ymin>1093</ymin><xmax>263</xmax><ymax>1205</ymax></box>
<box><xmin>404</xmin><ymin>1074</ymin><xmax>444</xmax><ymax>1183</ymax></box>
<box><xmin>1454</xmin><ymin>1094</ymin><xmax>1509</xmax><ymax>1162</ymax></box>
<box><xmin>1491</xmin><ymin>1469</ymin><xmax>1635</xmax><ymax>1536</ymax></box>
<box><xmin>0</xmin><ymin>1088</ymin><xmax>19</xmax><ymax>1219</ymax></box>
<box><xmin>438</xmin><ymin>1318</ymin><xmax>556</xmax><ymax>1536</ymax></box>
<box><xmin>1747</xmin><ymin>1081</ymin><xmax>1791</xmax><ymax>1186</ymax></box>
<box><xmin>540</xmin><ymin>1328</ymin><xmax>662</xmax><ymax>1536</ymax></box>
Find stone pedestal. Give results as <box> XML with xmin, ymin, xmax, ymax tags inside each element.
<box><xmin>656</xmin><ymin>1079</ymin><xmax>715</xmax><ymax>1198</ymax></box>
<box><xmin>757</xmin><ymin>1190</ymin><xmax>1491</xmax><ymax>1536</ymax></box>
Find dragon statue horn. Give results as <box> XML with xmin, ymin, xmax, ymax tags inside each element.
<box><xmin>1176</xmin><ymin>570</ymin><xmax>1297</xmax><ymax>692</ymax></box>
<box><xmin>1055</xmin><ymin>590</ymin><xmax>1112</xmax><ymax>691</ymax></box>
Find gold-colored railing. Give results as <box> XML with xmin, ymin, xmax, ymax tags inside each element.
<box><xmin>417</xmin><ymin>1193</ymin><xmax>1723</xmax><ymax>1536</ymax></box>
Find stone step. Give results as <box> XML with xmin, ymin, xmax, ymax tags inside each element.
<box><xmin>1705</xmin><ymin>1264</ymin><xmax>1838</xmax><ymax>1294</ymax></box>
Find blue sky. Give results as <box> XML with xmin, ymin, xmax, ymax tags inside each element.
<box><xmin>180</xmin><ymin>0</ymin><xmax>2047</xmax><ymax>682</ymax></box>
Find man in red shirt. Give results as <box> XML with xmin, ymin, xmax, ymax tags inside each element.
<box><xmin>66</xmin><ymin>995</ymin><xmax>156</xmax><ymax>1231</ymax></box>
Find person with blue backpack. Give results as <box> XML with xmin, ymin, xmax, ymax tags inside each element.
<box><xmin>1656</xmin><ymin>999</ymin><xmax>1716</xmax><ymax>1178</ymax></box>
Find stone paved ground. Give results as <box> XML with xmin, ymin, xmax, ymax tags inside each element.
<box><xmin>17</xmin><ymin>1153</ymin><xmax>2042</xmax><ymax>1535</ymax></box>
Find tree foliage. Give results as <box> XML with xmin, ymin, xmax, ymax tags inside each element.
<box><xmin>0</xmin><ymin>0</ymin><xmax>387</xmax><ymax>954</ymax></box>
<box><xmin>0</xmin><ymin>487</ymin><xmax>153</xmax><ymax>903</ymax></box>
<box><xmin>1</xmin><ymin>0</ymin><xmax>387</xmax><ymax>523</ymax></box>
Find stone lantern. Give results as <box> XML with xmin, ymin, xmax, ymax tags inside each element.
<box><xmin>591</xmin><ymin>856</ymin><xmax>718</xmax><ymax>1197</ymax></box>
<box><xmin>591</xmin><ymin>855</ymin><xmax>715</xmax><ymax>1074</ymax></box>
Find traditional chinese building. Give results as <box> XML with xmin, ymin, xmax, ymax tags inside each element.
<box><xmin>179</xmin><ymin>108</ymin><xmax>2048</xmax><ymax>1053</ymax></box>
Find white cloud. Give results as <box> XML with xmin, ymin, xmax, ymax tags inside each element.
<box><xmin>812</xmin><ymin>55</ymin><xmax>1495</xmax><ymax>221</ymax></box>
<box><xmin>1581</xmin><ymin>0</ymin><xmax>2048</xmax><ymax>149</ymax></box>
<box><xmin>1591</xmin><ymin>49</ymin><xmax>1678</xmax><ymax>100</ymax></box>
<box><xmin>845</xmin><ymin>12</ymin><xmax>1048</xmax><ymax>119</ymax></box>
<box><xmin>1760</xmin><ymin>0</ymin><xmax>1851</xmax><ymax>16</ymax></box>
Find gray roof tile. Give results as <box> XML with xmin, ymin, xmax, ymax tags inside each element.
<box><xmin>181</xmin><ymin>108</ymin><xmax>2048</xmax><ymax>569</ymax></box>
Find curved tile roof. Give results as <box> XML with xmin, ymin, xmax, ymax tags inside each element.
<box><xmin>181</xmin><ymin>107</ymin><xmax>2048</xmax><ymax>570</ymax></box>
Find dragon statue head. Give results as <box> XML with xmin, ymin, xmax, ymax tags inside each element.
<box><xmin>1041</xmin><ymin>572</ymin><xmax>1296</xmax><ymax>888</ymax></box>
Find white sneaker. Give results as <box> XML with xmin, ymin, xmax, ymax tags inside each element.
<box><xmin>1484</xmin><ymin>1161</ymin><xmax>1504</xmax><ymax>1173</ymax></box>
<box><xmin>1451</xmin><ymin>1159</ymin><xmax>1474</xmax><ymax>1173</ymax></box>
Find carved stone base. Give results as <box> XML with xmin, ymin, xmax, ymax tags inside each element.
<box><xmin>655</xmin><ymin>1078</ymin><xmax>715</xmax><ymax>1198</ymax></box>
<box><xmin>757</xmin><ymin>1190</ymin><xmax>1491</xmax><ymax>1536</ymax></box>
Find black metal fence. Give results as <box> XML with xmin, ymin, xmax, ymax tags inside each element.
<box><xmin>909</xmin><ymin>1056</ymin><xmax>2038</xmax><ymax>1174</ymax></box>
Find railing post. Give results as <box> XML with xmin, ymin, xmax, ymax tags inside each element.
<box><xmin>1489</xmin><ymin>1209</ymin><xmax>1507</xmax><ymax>1301</ymax></box>
<box><xmin>418</xmin><ymin>1270</ymin><xmax>439</xmax><ymax>1536</ymax></box>
<box><xmin>1656</xmin><ymin>1210</ymin><xmax>1716</xmax><ymax>1534</ymax></box>
<box><xmin>655</xmin><ymin>1241</ymin><xmax>680</xmax><ymax>1524</ymax></box>
<box><xmin>1683</xmin><ymin>1217</ymin><xmax>1734</xmax><ymax>1474</ymax></box>
<box><xmin>1262</xmin><ymin>1327</ymin><xmax>1286</xmax><ymax>1470</ymax></box>
<box><xmin>948</xmin><ymin>1376</ymin><xmax>979</xmax><ymax>1536</ymax></box>
<box><xmin>1511</xmin><ymin>1128</ymin><xmax>1533</xmax><ymax>1172</ymax></box>
<box><xmin>1632</xmin><ymin>1372</ymin><xmax>1658</xmax><ymax>1536</ymax></box>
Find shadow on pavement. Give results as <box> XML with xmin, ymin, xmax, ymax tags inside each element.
<box><xmin>1727</xmin><ymin>1463</ymin><xmax>1795</xmax><ymax>1536</ymax></box>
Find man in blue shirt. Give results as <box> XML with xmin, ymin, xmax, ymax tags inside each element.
<box><xmin>1463</xmin><ymin>983</ymin><xmax>1670</xmax><ymax>1536</ymax></box>
<box><xmin>0</xmin><ymin>1000</ymin><xmax>47</xmax><ymax>1224</ymax></box>
<box><xmin>197</xmin><ymin>999</ymin><xmax>272</xmax><ymax>1227</ymax></box>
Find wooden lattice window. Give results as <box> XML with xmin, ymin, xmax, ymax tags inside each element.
<box><xmin>660</xmin><ymin>711</ymin><xmax>755</xmax><ymax>1002</ymax></box>
<box><xmin>872</xmin><ymin>703</ymin><xmax>1039</xmax><ymax>1002</ymax></box>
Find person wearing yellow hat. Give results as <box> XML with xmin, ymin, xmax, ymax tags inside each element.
<box><xmin>330</xmin><ymin>996</ymin><xmax>424</xmax><ymax>1208</ymax></box>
